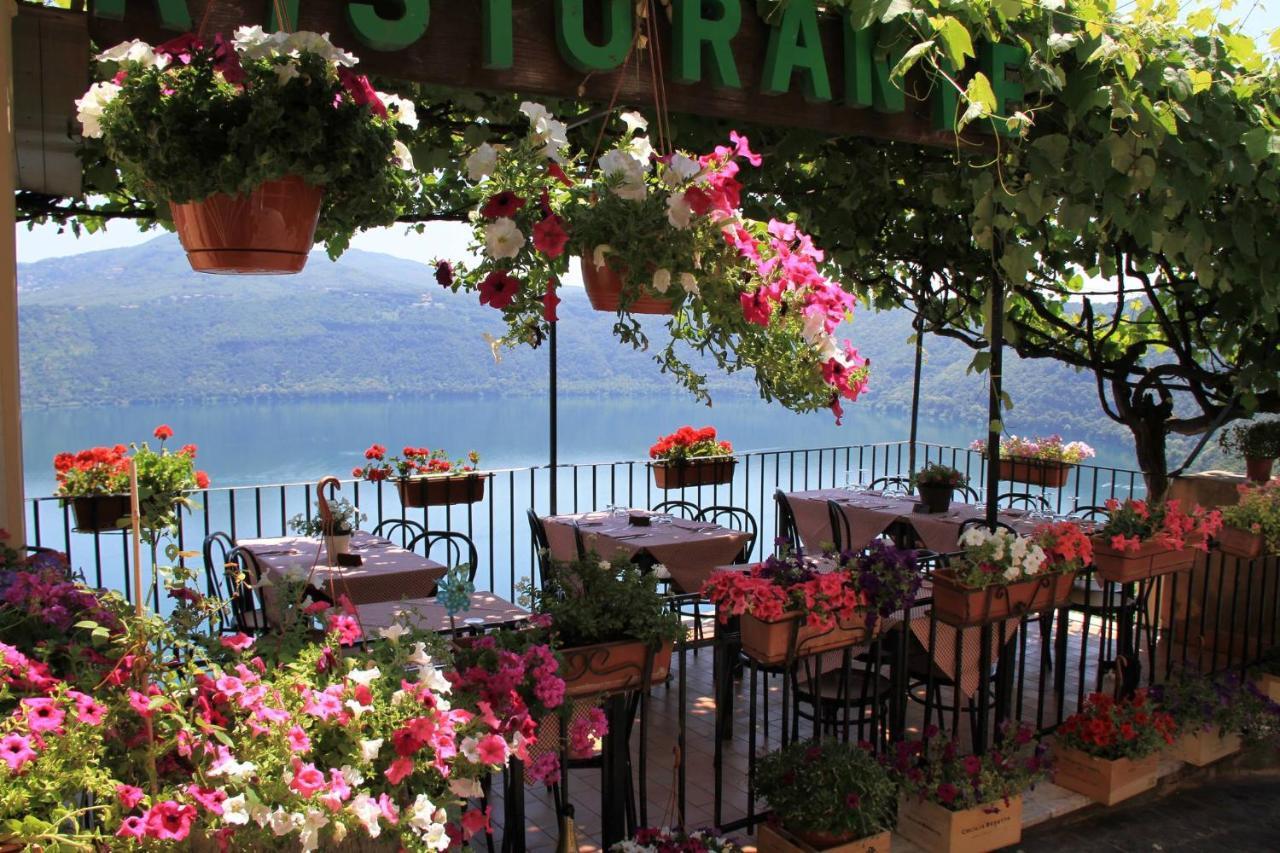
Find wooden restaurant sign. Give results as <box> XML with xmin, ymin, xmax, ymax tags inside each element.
<box><xmin>88</xmin><ymin>0</ymin><xmax>1023</xmax><ymax>148</ymax></box>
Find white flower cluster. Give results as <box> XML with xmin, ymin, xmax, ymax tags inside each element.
<box><xmin>231</xmin><ymin>26</ymin><xmax>358</xmax><ymax>67</ymax></box>
<box><xmin>959</xmin><ymin>526</ymin><xmax>1048</xmax><ymax>581</ymax></box>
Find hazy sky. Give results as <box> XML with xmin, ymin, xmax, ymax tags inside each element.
<box><xmin>14</xmin><ymin>2</ymin><xmax>1280</xmax><ymax>267</ymax></box>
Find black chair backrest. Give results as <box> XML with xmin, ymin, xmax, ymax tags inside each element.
<box><xmin>958</xmin><ymin>518</ymin><xmax>1018</xmax><ymax>537</ymax></box>
<box><xmin>1070</xmin><ymin>505</ymin><xmax>1111</xmax><ymax>522</ymax></box>
<box><xmin>223</xmin><ymin>546</ymin><xmax>265</xmax><ymax>636</ymax></box>
<box><xmin>997</xmin><ymin>493</ymin><xmax>1051</xmax><ymax>511</ymax></box>
<box><xmin>697</xmin><ymin>505</ymin><xmax>758</xmax><ymax>564</ymax></box>
<box><xmin>774</xmin><ymin>490</ymin><xmax>801</xmax><ymax>554</ymax></box>
<box><xmin>527</xmin><ymin>509</ymin><xmax>553</xmax><ymax>590</ymax></box>
<box><xmin>372</xmin><ymin>518</ymin><xmax>427</xmax><ymax>548</ymax></box>
<box><xmin>202</xmin><ymin>532</ymin><xmax>235</xmax><ymax>632</ymax></box>
<box><xmin>651</xmin><ymin>499</ymin><xmax>699</xmax><ymax>519</ymax></box>
<box><xmin>408</xmin><ymin>530</ymin><xmax>480</xmax><ymax>584</ymax></box>
<box><xmin>827</xmin><ymin>500</ymin><xmax>852</xmax><ymax>555</ymax></box>
<box><xmin>954</xmin><ymin>483</ymin><xmax>981</xmax><ymax>502</ymax></box>
<box><xmin>869</xmin><ymin>475</ymin><xmax>911</xmax><ymax>495</ymax></box>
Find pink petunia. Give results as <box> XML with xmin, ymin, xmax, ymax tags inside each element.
<box><xmin>475</xmin><ymin>733</ymin><xmax>508</xmax><ymax>765</ymax></box>
<box><xmin>143</xmin><ymin>801</ymin><xmax>196</xmax><ymax>841</ymax></box>
<box><xmin>219</xmin><ymin>633</ymin><xmax>255</xmax><ymax>652</ymax></box>
<box><xmin>0</xmin><ymin>732</ymin><xmax>36</xmax><ymax>771</ymax></box>
<box><xmin>21</xmin><ymin>697</ymin><xmax>65</xmax><ymax>733</ymax></box>
<box><xmin>117</xmin><ymin>783</ymin><xmax>145</xmax><ymax>810</ymax></box>
<box><xmin>289</xmin><ymin>760</ymin><xmax>327</xmax><ymax>798</ymax></box>
<box><xmin>385</xmin><ymin>756</ymin><xmax>414</xmax><ymax>785</ymax></box>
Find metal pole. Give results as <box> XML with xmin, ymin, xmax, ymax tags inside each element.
<box><xmin>549</xmin><ymin>319</ymin><xmax>558</xmax><ymax>514</ymax></box>
<box><xmin>908</xmin><ymin>311</ymin><xmax>924</xmax><ymax>477</ymax></box>
<box><xmin>986</xmin><ymin>276</ymin><xmax>1005</xmax><ymax>530</ymax></box>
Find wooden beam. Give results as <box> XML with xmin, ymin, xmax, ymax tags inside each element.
<box><xmin>14</xmin><ymin>6</ymin><xmax>88</xmax><ymax>197</ymax></box>
<box><xmin>1</xmin><ymin>0</ymin><xmax>27</xmax><ymax>547</ymax></box>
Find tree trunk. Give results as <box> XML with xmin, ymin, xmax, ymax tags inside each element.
<box><xmin>1127</xmin><ymin>413</ymin><xmax>1170</xmax><ymax>501</ymax></box>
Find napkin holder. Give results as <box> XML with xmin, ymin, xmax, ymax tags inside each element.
<box><xmin>628</xmin><ymin>512</ymin><xmax>652</xmax><ymax>527</ymax></box>
<box><xmin>336</xmin><ymin>553</ymin><xmax>363</xmax><ymax>568</ymax></box>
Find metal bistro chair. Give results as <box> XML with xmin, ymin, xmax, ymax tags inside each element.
<box><xmin>372</xmin><ymin>518</ymin><xmax>427</xmax><ymax>548</ymax></box>
<box><xmin>678</xmin><ymin>506</ymin><xmax>758</xmax><ymax>652</ymax></box>
<box><xmin>651</xmin><ymin>499</ymin><xmax>700</xmax><ymax>519</ymax></box>
<box><xmin>997</xmin><ymin>492</ymin><xmax>1052</xmax><ymax>513</ymax></box>
<box><xmin>869</xmin><ymin>475</ymin><xmax>912</xmax><ymax>495</ymax></box>
<box><xmin>527</xmin><ymin>509</ymin><xmax>554</xmax><ymax>591</ymax></box>
<box><xmin>407</xmin><ymin>530</ymin><xmax>480</xmax><ymax>587</ymax></box>
<box><xmin>202</xmin><ymin>532</ymin><xmax>269</xmax><ymax>636</ymax></box>
<box><xmin>774</xmin><ymin>489</ymin><xmax>802</xmax><ymax>554</ymax></box>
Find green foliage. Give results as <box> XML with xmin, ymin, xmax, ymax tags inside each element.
<box><xmin>913</xmin><ymin>462</ymin><xmax>966</xmax><ymax>487</ymax></box>
<box><xmin>1220</xmin><ymin>479</ymin><xmax>1280</xmax><ymax>553</ymax></box>
<box><xmin>1219</xmin><ymin>418</ymin><xmax>1280</xmax><ymax>460</ymax></box>
<box><xmin>1152</xmin><ymin>670</ymin><xmax>1280</xmax><ymax>745</ymax></box>
<box><xmin>755</xmin><ymin>740</ymin><xmax>895</xmax><ymax>837</ymax></box>
<box><xmin>891</xmin><ymin>723</ymin><xmax>1050</xmax><ymax>810</ymax></box>
<box><xmin>288</xmin><ymin>496</ymin><xmax>365</xmax><ymax>536</ymax></box>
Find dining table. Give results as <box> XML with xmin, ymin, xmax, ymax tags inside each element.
<box><xmin>542</xmin><ymin>510</ymin><xmax>754</xmax><ymax>594</ymax></box>
<box><xmin>353</xmin><ymin>591</ymin><xmax>530</xmax><ymax>634</ymax></box>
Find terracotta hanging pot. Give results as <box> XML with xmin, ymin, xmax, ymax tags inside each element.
<box><xmin>67</xmin><ymin>494</ymin><xmax>131</xmax><ymax>533</ymax></box>
<box><xmin>170</xmin><ymin>175</ymin><xmax>323</xmax><ymax>274</ymax></box>
<box><xmin>651</xmin><ymin>457</ymin><xmax>737</xmax><ymax>489</ymax></box>
<box><xmin>580</xmin><ymin>257</ymin><xmax>674</xmax><ymax>315</ymax></box>
<box><xmin>395</xmin><ymin>473</ymin><xmax>488</xmax><ymax>508</ymax></box>
<box><xmin>1245</xmin><ymin>456</ymin><xmax>1274</xmax><ymax>483</ymax></box>
<box><xmin>995</xmin><ymin>457</ymin><xmax>1073</xmax><ymax>488</ymax></box>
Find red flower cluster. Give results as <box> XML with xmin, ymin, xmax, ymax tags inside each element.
<box><xmin>1099</xmin><ymin>498</ymin><xmax>1223</xmax><ymax>554</ymax></box>
<box><xmin>352</xmin><ymin>444</ymin><xmax>480</xmax><ymax>482</ymax></box>
<box><xmin>648</xmin><ymin>425</ymin><xmax>733</xmax><ymax>462</ymax></box>
<box><xmin>1033</xmin><ymin>521</ymin><xmax>1094</xmax><ymax>569</ymax></box>
<box><xmin>703</xmin><ymin>555</ymin><xmax>868</xmax><ymax>631</ymax></box>
<box><xmin>1057</xmin><ymin>691</ymin><xmax>1177</xmax><ymax>760</ymax></box>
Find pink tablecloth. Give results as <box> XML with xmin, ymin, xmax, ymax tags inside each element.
<box><xmin>543</xmin><ymin>511</ymin><xmax>752</xmax><ymax>594</ymax></box>
<box><xmin>355</xmin><ymin>592</ymin><xmax>529</xmax><ymax>634</ymax></box>
<box><xmin>239</xmin><ymin>532</ymin><xmax>447</xmax><ymax>613</ymax></box>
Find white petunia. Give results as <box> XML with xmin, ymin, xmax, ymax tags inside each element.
<box><xmin>298</xmin><ymin>809</ymin><xmax>329</xmax><ymax>853</ymax></box>
<box><xmin>626</xmin><ymin>135</ymin><xmax>655</xmax><ymax>164</ymax></box>
<box><xmin>450</xmin><ymin>777</ymin><xmax>485</xmax><ymax>798</ymax></box>
<box><xmin>284</xmin><ymin>31</ymin><xmax>358</xmax><ymax>66</ymax></box>
<box><xmin>347</xmin><ymin>665</ymin><xmax>381</xmax><ymax>686</ymax></box>
<box><xmin>95</xmin><ymin>39</ymin><xmax>166</xmax><ymax>69</ymax></box>
<box><xmin>407</xmin><ymin>793</ymin><xmax>438</xmax><ymax>832</ymax></box>
<box><xmin>666</xmin><ymin>192</ymin><xmax>693</xmax><ymax>229</ymax></box>
<box><xmin>274</xmin><ymin>62</ymin><xmax>300</xmax><ymax>85</ymax></box>
<box><xmin>424</xmin><ymin>822</ymin><xmax>451</xmax><ymax>851</ymax></box>
<box><xmin>519</xmin><ymin>101</ymin><xmax>551</xmax><ymax>127</ymax></box>
<box><xmin>378</xmin><ymin>622</ymin><xmax>409</xmax><ymax>643</ymax></box>
<box><xmin>377</xmin><ymin>92</ymin><xmax>419</xmax><ymax>129</ymax></box>
<box><xmin>359</xmin><ymin>738</ymin><xmax>383</xmax><ymax>762</ymax></box>
<box><xmin>652</xmin><ymin>563</ymin><xmax>671</xmax><ymax>580</ymax></box>
<box><xmin>651</xmin><ymin>268</ymin><xmax>672</xmax><ymax>293</ymax></box>
<box><xmin>249</xmin><ymin>800</ymin><xmax>272</xmax><ymax>828</ymax></box>
<box><xmin>418</xmin><ymin>664</ymin><xmax>453</xmax><ymax>695</ymax></box>
<box><xmin>459</xmin><ymin>736</ymin><xmax>481</xmax><ymax>762</ymax></box>
<box><xmin>663</xmin><ymin>152</ymin><xmax>702</xmax><ymax>186</ymax></box>
<box><xmin>679</xmin><ymin>272</ymin><xmax>699</xmax><ymax>295</ymax></box>
<box><xmin>350</xmin><ymin>794</ymin><xmax>382</xmax><ymax>838</ymax></box>
<box><xmin>222</xmin><ymin>794</ymin><xmax>250</xmax><ymax>826</ymax></box>
<box><xmin>598</xmin><ymin>560</ymin><xmax>612</xmax><ymax>571</ymax></box>
<box><xmin>1003</xmin><ymin>565</ymin><xmax>1021</xmax><ymax>581</ymax></box>
<box><xmin>801</xmin><ymin>311</ymin><xmax>827</xmax><ymax>345</ymax></box>
<box><xmin>484</xmin><ymin>218</ymin><xmax>526</xmax><ymax>260</ymax></box>
<box><xmin>466</xmin><ymin>142</ymin><xmax>498</xmax><ymax>182</ymax></box>
<box><xmin>599</xmin><ymin>148</ymin><xmax>648</xmax><ymax>201</ymax></box>
<box><xmin>75</xmin><ymin>81</ymin><xmax>121</xmax><ymax>139</ymax></box>
<box><xmin>232</xmin><ymin>25</ymin><xmax>285</xmax><ymax>59</ymax></box>
<box><xmin>268</xmin><ymin>808</ymin><xmax>302</xmax><ymax>837</ymax></box>
<box><xmin>392</xmin><ymin>140</ymin><xmax>415</xmax><ymax>171</ymax></box>
<box><xmin>592</xmin><ymin>245</ymin><xmax>613</xmax><ymax>269</ymax></box>
<box><xmin>619</xmin><ymin>110</ymin><xmax>648</xmax><ymax>135</ymax></box>
<box><xmin>406</xmin><ymin>641</ymin><xmax>435</xmax><ymax>670</ymax></box>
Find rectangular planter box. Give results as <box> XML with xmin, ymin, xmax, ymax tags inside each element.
<box><xmin>1177</xmin><ymin>725</ymin><xmax>1242</xmax><ymax>767</ymax></box>
<box><xmin>652</xmin><ymin>457</ymin><xmax>737</xmax><ymax>490</ymax></box>
<box><xmin>895</xmin><ymin>793</ymin><xmax>1022</xmax><ymax>853</ymax></box>
<box><xmin>931</xmin><ymin>569</ymin><xmax>1075</xmax><ymax>627</ymax></box>
<box><xmin>996</xmin><ymin>458</ymin><xmax>1073</xmax><ymax>488</ymax></box>
<box><xmin>68</xmin><ymin>494</ymin><xmax>131</xmax><ymax>534</ymax></box>
<box><xmin>559</xmin><ymin>639</ymin><xmax>673</xmax><ymax>698</ymax></box>
<box><xmin>1052</xmin><ymin>745</ymin><xmax>1158</xmax><ymax>805</ymax></box>
<box><xmin>740</xmin><ymin>609</ymin><xmax>872</xmax><ymax>666</ymax></box>
<box><xmin>1216</xmin><ymin>526</ymin><xmax>1266</xmax><ymax>560</ymax></box>
<box><xmin>1254</xmin><ymin>671</ymin><xmax>1280</xmax><ymax>704</ymax></box>
<box><xmin>757</xmin><ymin>823</ymin><xmax>891</xmax><ymax>852</ymax></box>
<box><xmin>1091</xmin><ymin>537</ymin><xmax>1196</xmax><ymax>584</ymax></box>
<box><xmin>395</xmin><ymin>473</ymin><xmax>487</xmax><ymax>507</ymax></box>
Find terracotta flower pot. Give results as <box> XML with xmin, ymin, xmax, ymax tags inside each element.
<box><xmin>1177</xmin><ymin>725</ymin><xmax>1242</xmax><ymax>767</ymax></box>
<box><xmin>580</xmin><ymin>257</ymin><xmax>675</xmax><ymax>314</ymax></box>
<box><xmin>931</xmin><ymin>568</ymin><xmax>1075</xmax><ymax>628</ymax></box>
<box><xmin>895</xmin><ymin>793</ymin><xmax>1022</xmax><ymax>853</ymax></box>
<box><xmin>68</xmin><ymin>493</ymin><xmax>131</xmax><ymax>533</ymax></box>
<box><xmin>1051</xmin><ymin>745</ymin><xmax>1158</xmax><ymax>805</ymax></box>
<box><xmin>1090</xmin><ymin>536</ymin><xmax>1196</xmax><ymax>583</ymax></box>
<box><xmin>1246</xmin><ymin>456</ymin><xmax>1274</xmax><ymax>483</ymax></box>
<box><xmin>739</xmin><ymin>609</ymin><xmax>873</xmax><ymax>666</ymax></box>
<box><xmin>652</xmin><ymin>457</ymin><xmax>737</xmax><ymax>489</ymax></box>
<box><xmin>916</xmin><ymin>482</ymin><xmax>954</xmax><ymax>513</ymax></box>
<box><xmin>1216</xmin><ymin>525</ymin><xmax>1266</xmax><ymax>560</ymax></box>
<box><xmin>170</xmin><ymin>175</ymin><xmax>323</xmax><ymax>274</ymax></box>
<box><xmin>996</xmin><ymin>457</ymin><xmax>1072</xmax><ymax>488</ymax></box>
<box><xmin>559</xmin><ymin>639</ymin><xmax>672</xmax><ymax>697</ymax></box>
<box><xmin>395</xmin><ymin>473</ymin><xmax>487</xmax><ymax>508</ymax></box>
<box><xmin>757</xmin><ymin>823</ymin><xmax>891</xmax><ymax>852</ymax></box>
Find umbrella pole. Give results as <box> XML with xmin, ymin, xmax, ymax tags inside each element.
<box><xmin>908</xmin><ymin>312</ymin><xmax>924</xmax><ymax>478</ymax></box>
<box><xmin>549</xmin><ymin>319</ymin><xmax>558</xmax><ymax>515</ymax></box>
<box><xmin>985</xmin><ymin>280</ymin><xmax>1005</xmax><ymax>530</ymax></box>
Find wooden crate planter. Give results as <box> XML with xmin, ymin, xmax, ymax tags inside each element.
<box><xmin>1052</xmin><ymin>746</ymin><xmax>1158</xmax><ymax>805</ymax></box>
<box><xmin>1177</xmin><ymin>725</ymin><xmax>1242</xmax><ymax>767</ymax></box>
<box><xmin>895</xmin><ymin>794</ymin><xmax>1021</xmax><ymax>853</ymax></box>
<box><xmin>1216</xmin><ymin>526</ymin><xmax>1266</xmax><ymax>560</ymax></box>
<box><xmin>996</xmin><ymin>457</ymin><xmax>1073</xmax><ymax>488</ymax></box>
<box><xmin>1090</xmin><ymin>537</ymin><xmax>1196</xmax><ymax>584</ymax></box>
<box><xmin>740</xmin><ymin>609</ymin><xmax>872</xmax><ymax>666</ymax></box>
<box><xmin>652</xmin><ymin>457</ymin><xmax>737</xmax><ymax>490</ymax></box>
<box><xmin>757</xmin><ymin>823</ymin><xmax>891</xmax><ymax>852</ymax></box>
<box><xmin>1255</xmin><ymin>672</ymin><xmax>1280</xmax><ymax>704</ymax></box>
<box><xmin>395</xmin><ymin>473</ymin><xmax>487</xmax><ymax>507</ymax></box>
<box><xmin>931</xmin><ymin>569</ymin><xmax>1075</xmax><ymax>628</ymax></box>
<box><xmin>559</xmin><ymin>639</ymin><xmax>672</xmax><ymax>697</ymax></box>
<box><xmin>581</xmin><ymin>257</ymin><xmax>674</xmax><ymax>315</ymax></box>
<box><xmin>68</xmin><ymin>494</ymin><xmax>131</xmax><ymax>533</ymax></box>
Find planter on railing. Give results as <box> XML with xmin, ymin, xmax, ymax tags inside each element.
<box><xmin>559</xmin><ymin>638</ymin><xmax>672</xmax><ymax>697</ymax></box>
<box><xmin>1216</xmin><ymin>526</ymin><xmax>1265</xmax><ymax>560</ymax></box>
<box><xmin>994</xmin><ymin>457</ymin><xmax>1073</xmax><ymax>488</ymax></box>
<box><xmin>652</xmin><ymin>457</ymin><xmax>737</xmax><ymax>490</ymax></box>
<box><xmin>757</xmin><ymin>822</ymin><xmax>891</xmax><ymax>852</ymax></box>
<box><xmin>930</xmin><ymin>569</ymin><xmax>1075</xmax><ymax>628</ymax></box>
<box><xmin>171</xmin><ymin>175</ymin><xmax>323</xmax><ymax>275</ymax></box>
<box><xmin>1177</xmin><ymin>725</ymin><xmax>1242</xmax><ymax>767</ymax></box>
<box><xmin>67</xmin><ymin>494</ymin><xmax>131</xmax><ymax>533</ymax></box>
<box><xmin>896</xmin><ymin>793</ymin><xmax>1022</xmax><ymax>853</ymax></box>
<box><xmin>1051</xmin><ymin>746</ymin><xmax>1158</xmax><ymax>805</ymax></box>
<box><xmin>395</xmin><ymin>472</ymin><xmax>488</xmax><ymax>508</ymax></box>
<box><xmin>1246</xmin><ymin>456</ymin><xmax>1275</xmax><ymax>483</ymax></box>
<box><xmin>581</xmin><ymin>258</ymin><xmax>674</xmax><ymax>315</ymax></box>
<box><xmin>739</xmin><ymin>609</ymin><xmax>872</xmax><ymax>667</ymax></box>
<box><xmin>1090</xmin><ymin>537</ymin><xmax>1196</xmax><ymax>583</ymax></box>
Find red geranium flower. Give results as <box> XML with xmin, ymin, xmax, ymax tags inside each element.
<box><xmin>195</xmin><ymin>471</ymin><xmax>210</xmax><ymax>489</ymax></box>
<box><xmin>153</xmin><ymin>424</ymin><xmax>174</xmax><ymax>441</ymax></box>
<box><xmin>481</xmin><ymin>191</ymin><xmax>526</xmax><ymax>220</ymax></box>
<box><xmin>532</xmin><ymin>214</ymin><xmax>569</xmax><ymax>258</ymax></box>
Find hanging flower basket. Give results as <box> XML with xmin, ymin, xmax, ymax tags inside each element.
<box><xmin>931</xmin><ymin>568</ymin><xmax>1075</xmax><ymax>628</ymax></box>
<box><xmin>580</xmin><ymin>257</ymin><xmax>674</xmax><ymax>315</ymax></box>
<box><xmin>170</xmin><ymin>176</ymin><xmax>324</xmax><ymax>274</ymax></box>
<box><xmin>739</xmin><ymin>609</ymin><xmax>872</xmax><ymax>667</ymax></box>
<box><xmin>395</xmin><ymin>472</ymin><xmax>488</xmax><ymax>508</ymax></box>
<box><xmin>1216</xmin><ymin>525</ymin><xmax>1265</xmax><ymax>560</ymax></box>
<box><xmin>559</xmin><ymin>638</ymin><xmax>672</xmax><ymax>697</ymax></box>
<box><xmin>1090</xmin><ymin>537</ymin><xmax>1196</xmax><ymax>583</ymax></box>
<box><xmin>1051</xmin><ymin>746</ymin><xmax>1158</xmax><ymax>805</ymax></box>
<box><xmin>757</xmin><ymin>823</ymin><xmax>890</xmax><ymax>852</ymax></box>
<box><xmin>895</xmin><ymin>793</ymin><xmax>1022</xmax><ymax>853</ymax></box>
<box><xmin>67</xmin><ymin>494</ymin><xmax>132</xmax><ymax>534</ymax></box>
<box><xmin>652</xmin><ymin>457</ymin><xmax>737</xmax><ymax>490</ymax></box>
<box><xmin>997</xmin><ymin>457</ymin><xmax>1073</xmax><ymax>488</ymax></box>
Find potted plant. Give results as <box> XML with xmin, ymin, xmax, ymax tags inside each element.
<box><xmin>1090</xmin><ymin>498</ymin><xmax>1222</xmax><ymax>583</ymax></box>
<box><xmin>970</xmin><ymin>434</ymin><xmax>1095</xmax><ymax>488</ymax></box>
<box><xmin>703</xmin><ymin>543</ymin><xmax>920</xmax><ymax>666</ymax></box>
<box><xmin>1217</xmin><ymin>478</ymin><xmax>1280</xmax><ymax>559</ymax></box>
<box><xmin>520</xmin><ymin>554</ymin><xmax>684</xmax><ymax>697</ymax></box>
<box><xmin>1053</xmin><ymin>690</ymin><xmax>1177</xmax><ymax>805</ymax></box>
<box><xmin>755</xmin><ymin>740</ymin><xmax>895</xmax><ymax>852</ymax></box>
<box><xmin>1219</xmin><ymin>419</ymin><xmax>1280</xmax><ymax>482</ymax></box>
<box><xmin>52</xmin><ymin>424</ymin><xmax>209</xmax><ymax>535</ymax></box>
<box><xmin>353</xmin><ymin>443</ymin><xmax>485</xmax><ymax>507</ymax></box>
<box><xmin>78</xmin><ymin>29</ymin><xmax>416</xmax><ymax>274</ymax></box>
<box><xmin>893</xmin><ymin>723</ymin><xmax>1048</xmax><ymax>853</ymax></box>
<box><xmin>648</xmin><ymin>426</ymin><xmax>737</xmax><ymax>489</ymax></box>
<box><xmin>610</xmin><ymin>828</ymin><xmax>745</xmax><ymax>852</ymax></box>
<box><xmin>931</xmin><ymin>522</ymin><xmax>1090</xmax><ymax>627</ymax></box>
<box><xmin>912</xmin><ymin>463</ymin><xmax>967</xmax><ymax>513</ymax></box>
<box><xmin>289</xmin><ymin>496</ymin><xmax>366</xmax><ymax>556</ymax></box>
<box><xmin>1152</xmin><ymin>671</ymin><xmax>1280</xmax><ymax>766</ymax></box>
<box><xmin>445</xmin><ymin>106</ymin><xmax>870</xmax><ymax>424</ymax></box>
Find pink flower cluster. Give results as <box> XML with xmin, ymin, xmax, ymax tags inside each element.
<box><xmin>703</xmin><ymin>558</ymin><xmax>868</xmax><ymax>631</ymax></box>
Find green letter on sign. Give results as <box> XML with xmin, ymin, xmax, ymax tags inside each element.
<box><xmin>981</xmin><ymin>42</ymin><xmax>1026</xmax><ymax>137</ymax></box>
<box><xmin>482</xmin><ymin>0</ymin><xmax>514</xmax><ymax>69</ymax></box>
<box><xmin>92</xmin><ymin>0</ymin><xmax>191</xmax><ymax>31</ymax></box>
<box><xmin>671</xmin><ymin>0</ymin><xmax>741</xmax><ymax>88</ymax></box>
<box><xmin>347</xmin><ymin>0</ymin><xmax>429</xmax><ymax>51</ymax></box>
<box><xmin>762</xmin><ymin>0</ymin><xmax>830</xmax><ymax>101</ymax></box>
<box><xmin>555</xmin><ymin>0</ymin><xmax>631</xmax><ymax>72</ymax></box>
<box><xmin>842</xmin><ymin>19</ymin><xmax>904</xmax><ymax>113</ymax></box>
